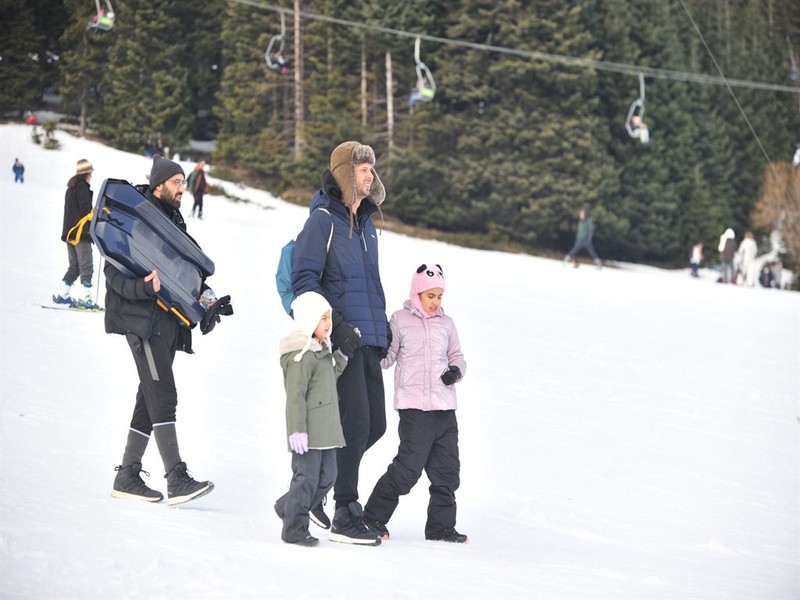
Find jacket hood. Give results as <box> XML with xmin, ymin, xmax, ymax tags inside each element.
<box><xmin>279</xmin><ymin>330</ymin><xmax>324</xmax><ymax>356</ymax></box>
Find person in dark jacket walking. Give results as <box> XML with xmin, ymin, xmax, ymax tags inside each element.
<box><xmin>564</xmin><ymin>206</ymin><xmax>602</xmax><ymax>269</ymax></box>
<box><xmin>291</xmin><ymin>141</ymin><xmax>388</xmax><ymax>545</ymax></box>
<box><xmin>188</xmin><ymin>160</ymin><xmax>207</xmax><ymax>219</ymax></box>
<box><xmin>105</xmin><ymin>156</ymin><xmax>232</xmax><ymax>506</ymax></box>
<box><xmin>53</xmin><ymin>159</ymin><xmax>98</xmax><ymax>308</ymax></box>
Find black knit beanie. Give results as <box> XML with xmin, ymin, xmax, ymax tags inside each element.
<box><xmin>149</xmin><ymin>156</ymin><xmax>184</xmax><ymax>191</ymax></box>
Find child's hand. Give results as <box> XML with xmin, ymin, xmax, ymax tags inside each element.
<box><xmin>440</xmin><ymin>366</ymin><xmax>462</xmax><ymax>386</ymax></box>
<box><xmin>289</xmin><ymin>432</ymin><xmax>308</xmax><ymax>454</ymax></box>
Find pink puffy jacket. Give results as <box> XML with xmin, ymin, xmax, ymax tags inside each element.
<box><xmin>381</xmin><ymin>299</ymin><xmax>466</xmax><ymax>411</ymax></box>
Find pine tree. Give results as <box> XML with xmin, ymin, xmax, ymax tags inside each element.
<box><xmin>94</xmin><ymin>0</ymin><xmax>193</xmax><ymax>153</ymax></box>
<box><xmin>0</xmin><ymin>0</ymin><xmax>45</xmax><ymax>116</ymax></box>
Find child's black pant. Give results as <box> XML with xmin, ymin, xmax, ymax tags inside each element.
<box><xmin>276</xmin><ymin>449</ymin><xmax>337</xmax><ymax>543</ymax></box>
<box><xmin>364</xmin><ymin>409</ymin><xmax>460</xmax><ymax>537</ymax></box>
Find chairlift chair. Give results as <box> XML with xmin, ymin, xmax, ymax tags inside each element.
<box><xmin>625</xmin><ymin>73</ymin><xmax>649</xmax><ymax>143</ymax></box>
<box><xmin>265</xmin><ymin>11</ymin><xmax>288</xmax><ymax>73</ymax></box>
<box><xmin>90</xmin><ymin>0</ymin><xmax>115</xmax><ymax>32</ymax></box>
<box><xmin>413</xmin><ymin>37</ymin><xmax>436</xmax><ymax>101</ymax></box>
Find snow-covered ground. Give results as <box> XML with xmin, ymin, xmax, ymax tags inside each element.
<box><xmin>1</xmin><ymin>123</ymin><xmax>798</xmax><ymax>599</ymax></box>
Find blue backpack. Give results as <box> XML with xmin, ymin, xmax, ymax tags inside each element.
<box><xmin>276</xmin><ymin>208</ymin><xmax>332</xmax><ymax>316</ymax></box>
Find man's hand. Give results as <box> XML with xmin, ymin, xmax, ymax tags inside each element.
<box><xmin>144</xmin><ymin>270</ymin><xmax>161</xmax><ymax>292</ymax></box>
<box><xmin>330</xmin><ymin>313</ymin><xmax>361</xmax><ymax>358</ymax></box>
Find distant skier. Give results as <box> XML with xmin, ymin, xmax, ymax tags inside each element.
<box><xmin>12</xmin><ymin>157</ymin><xmax>24</xmax><ymax>183</ymax></box>
<box><xmin>53</xmin><ymin>159</ymin><xmax>97</xmax><ymax>308</ymax></box>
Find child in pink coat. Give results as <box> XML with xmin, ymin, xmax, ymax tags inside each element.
<box><xmin>363</xmin><ymin>263</ymin><xmax>468</xmax><ymax>543</ymax></box>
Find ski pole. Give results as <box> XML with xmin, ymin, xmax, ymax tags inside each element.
<box><xmin>94</xmin><ymin>256</ymin><xmax>104</xmax><ymax>306</ymax></box>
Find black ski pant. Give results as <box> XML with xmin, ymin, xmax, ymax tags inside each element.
<box><xmin>566</xmin><ymin>237</ymin><xmax>599</xmax><ymax>261</ymax></box>
<box><xmin>62</xmin><ymin>240</ymin><xmax>94</xmax><ymax>287</ymax></box>
<box><xmin>275</xmin><ymin>449</ymin><xmax>337</xmax><ymax>543</ymax></box>
<box><xmin>364</xmin><ymin>409</ymin><xmax>460</xmax><ymax>537</ymax></box>
<box><xmin>333</xmin><ymin>345</ymin><xmax>386</xmax><ymax>509</ymax></box>
<box><xmin>192</xmin><ymin>191</ymin><xmax>204</xmax><ymax>218</ymax></box>
<box><xmin>125</xmin><ymin>319</ymin><xmax>180</xmax><ymax>436</ymax></box>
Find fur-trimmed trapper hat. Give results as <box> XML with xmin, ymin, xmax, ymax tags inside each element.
<box><xmin>330</xmin><ymin>141</ymin><xmax>385</xmax><ymax>208</ymax></box>
<box><xmin>149</xmin><ymin>155</ymin><xmax>184</xmax><ymax>191</ymax></box>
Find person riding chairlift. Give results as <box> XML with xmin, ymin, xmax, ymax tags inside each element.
<box><xmin>628</xmin><ymin>113</ymin><xmax>650</xmax><ymax>144</ymax></box>
<box><xmin>89</xmin><ymin>7</ymin><xmax>115</xmax><ymax>32</ymax></box>
<box><xmin>409</xmin><ymin>75</ymin><xmax>434</xmax><ymax>108</ymax></box>
<box><xmin>268</xmin><ymin>50</ymin><xmax>289</xmax><ymax>75</ymax></box>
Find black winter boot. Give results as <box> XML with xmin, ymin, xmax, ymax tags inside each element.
<box><xmin>165</xmin><ymin>462</ymin><xmax>214</xmax><ymax>506</ymax></box>
<box><xmin>111</xmin><ymin>463</ymin><xmax>163</xmax><ymax>502</ymax></box>
<box><xmin>329</xmin><ymin>502</ymin><xmax>381</xmax><ymax>546</ymax></box>
<box><xmin>425</xmin><ymin>526</ymin><xmax>468</xmax><ymax>544</ymax></box>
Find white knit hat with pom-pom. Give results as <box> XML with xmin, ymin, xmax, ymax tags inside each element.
<box><xmin>290</xmin><ymin>292</ymin><xmax>332</xmax><ymax>362</ymax></box>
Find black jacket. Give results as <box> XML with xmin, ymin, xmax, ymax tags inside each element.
<box><xmin>103</xmin><ymin>187</ymin><xmax>196</xmax><ymax>352</ymax></box>
<box><xmin>61</xmin><ymin>178</ymin><xmax>94</xmax><ymax>242</ymax></box>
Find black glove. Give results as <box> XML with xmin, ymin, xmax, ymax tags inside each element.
<box><xmin>440</xmin><ymin>365</ymin><xmax>462</xmax><ymax>386</ymax></box>
<box><xmin>200</xmin><ymin>295</ymin><xmax>233</xmax><ymax>335</ymax></box>
<box><xmin>331</xmin><ymin>313</ymin><xmax>361</xmax><ymax>358</ymax></box>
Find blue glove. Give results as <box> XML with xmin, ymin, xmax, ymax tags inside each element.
<box><xmin>440</xmin><ymin>366</ymin><xmax>462</xmax><ymax>386</ymax></box>
<box><xmin>289</xmin><ymin>432</ymin><xmax>308</xmax><ymax>454</ymax></box>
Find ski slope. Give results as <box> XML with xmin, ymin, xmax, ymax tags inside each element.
<box><xmin>1</xmin><ymin>123</ymin><xmax>798</xmax><ymax>599</ymax></box>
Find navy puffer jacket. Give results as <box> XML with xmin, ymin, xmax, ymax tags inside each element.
<box><xmin>291</xmin><ymin>171</ymin><xmax>388</xmax><ymax>349</ymax></box>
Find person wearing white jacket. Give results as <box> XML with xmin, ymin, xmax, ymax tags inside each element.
<box><xmin>736</xmin><ymin>231</ymin><xmax>758</xmax><ymax>287</ymax></box>
<box><xmin>362</xmin><ymin>263</ymin><xmax>468</xmax><ymax>544</ymax></box>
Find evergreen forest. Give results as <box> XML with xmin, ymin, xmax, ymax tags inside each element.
<box><xmin>3</xmin><ymin>0</ymin><xmax>799</xmax><ymax>268</ymax></box>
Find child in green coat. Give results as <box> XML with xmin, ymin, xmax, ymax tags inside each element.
<box><xmin>274</xmin><ymin>292</ymin><xmax>347</xmax><ymax>546</ymax></box>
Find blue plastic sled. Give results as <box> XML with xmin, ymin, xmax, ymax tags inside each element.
<box><xmin>90</xmin><ymin>178</ymin><xmax>215</xmax><ymax>326</ymax></box>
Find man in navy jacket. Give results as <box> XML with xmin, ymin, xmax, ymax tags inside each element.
<box><xmin>292</xmin><ymin>141</ymin><xmax>388</xmax><ymax>546</ymax></box>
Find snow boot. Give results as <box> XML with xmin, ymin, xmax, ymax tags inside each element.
<box><xmin>52</xmin><ymin>281</ymin><xmax>73</xmax><ymax>305</ymax></box>
<box><xmin>329</xmin><ymin>502</ymin><xmax>381</xmax><ymax>546</ymax></box>
<box><xmin>165</xmin><ymin>462</ymin><xmax>214</xmax><ymax>506</ymax></box>
<box><xmin>425</xmin><ymin>526</ymin><xmax>469</xmax><ymax>544</ymax></box>
<box><xmin>310</xmin><ymin>498</ymin><xmax>331</xmax><ymax>529</ymax></box>
<box><xmin>72</xmin><ymin>285</ymin><xmax>99</xmax><ymax>309</ymax></box>
<box><xmin>284</xmin><ymin>534</ymin><xmax>319</xmax><ymax>547</ymax></box>
<box><xmin>363</xmin><ymin>517</ymin><xmax>390</xmax><ymax>541</ymax></box>
<box><xmin>111</xmin><ymin>463</ymin><xmax>164</xmax><ymax>502</ymax></box>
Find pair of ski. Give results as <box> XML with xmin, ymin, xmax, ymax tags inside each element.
<box><xmin>41</xmin><ymin>299</ymin><xmax>104</xmax><ymax>313</ymax></box>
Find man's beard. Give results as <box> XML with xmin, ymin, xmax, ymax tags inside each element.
<box><xmin>160</xmin><ymin>188</ymin><xmax>181</xmax><ymax>209</ymax></box>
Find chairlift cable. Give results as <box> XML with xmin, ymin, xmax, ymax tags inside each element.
<box><xmin>677</xmin><ymin>0</ymin><xmax>779</xmax><ymax>180</ymax></box>
<box><xmin>230</xmin><ymin>0</ymin><xmax>800</xmax><ymax>95</ymax></box>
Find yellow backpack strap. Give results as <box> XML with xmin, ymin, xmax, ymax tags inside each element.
<box><xmin>66</xmin><ymin>211</ymin><xmax>93</xmax><ymax>246</ymax></box>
